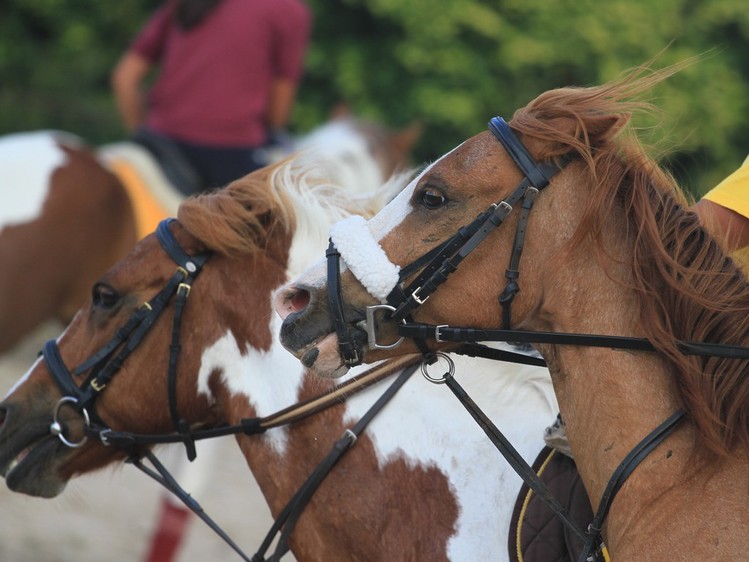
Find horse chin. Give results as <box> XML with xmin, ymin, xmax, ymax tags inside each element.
<box><xmin>300</xmin><ymin>332</ymin><xmax>351</xmax><ymax>379</ymax></box>
<box><xmin>2</xmin><ymin>437</ymin><xmax>68</xmax><ymax>498</ymax></box>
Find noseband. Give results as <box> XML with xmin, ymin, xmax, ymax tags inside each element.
<box><xmin>42</xmin><ymin>218</ymin><xmax>210</xmax><ymax>457</ymax></box>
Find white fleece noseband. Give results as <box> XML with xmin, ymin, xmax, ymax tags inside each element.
<box><xmin>329</xmin><ymin>216</ymin><xmax>400</xmax><ymax>302</ymax></box>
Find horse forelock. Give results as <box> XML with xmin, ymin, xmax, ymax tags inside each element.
<box><xmin>513</xmin><ymin>62</ymin><xmax>749</xmax><ymax>458</ymax></box>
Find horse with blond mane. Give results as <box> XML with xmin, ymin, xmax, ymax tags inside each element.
<box><xmin>276</xmin><ymin>64</ymin><xmax>749</xmax><ymax>560</ymax></box>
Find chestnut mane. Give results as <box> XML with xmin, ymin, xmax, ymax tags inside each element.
<box><xmin>176</xmin><ymin>158</ymin><xmax>387</xmax><ymax>258</ymax></box>
<box><xmin>511</xmin><ymin>64</ymin><xmax>749</xmax><ymax>458</ymax></box>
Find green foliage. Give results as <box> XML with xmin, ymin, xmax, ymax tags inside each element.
<box><xmin>0</xmin><ymin>0</ymin><xmax>155</xmax><ymax>141</ymax></box>
<box><xmin>2</xmin><ymin>0</ymin><xmax>748</xmax><ymax>195</ymax></box>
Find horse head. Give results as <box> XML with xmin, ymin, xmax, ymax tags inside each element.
<box><xmin>0</xmin><ymin>158</ymin><xmax>378</xmax><ymax>498</ymax></box>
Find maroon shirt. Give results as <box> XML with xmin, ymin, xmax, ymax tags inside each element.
<box><xmin>131</xmin><ymin>0</ymin><xmax>311</xmax><ymax>146</ymax></box>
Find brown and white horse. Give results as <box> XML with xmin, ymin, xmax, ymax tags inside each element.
<box><xmin>0</xmin><ymin>117</ymin><xmax>420</xmax><ymax>355</ymax></box>
<box><xmin>0</xmin><ymin>158</ymin><xmax>557</xmax><ymax>560</ymax></box>
<box><xmin>0</xmin><ymin>118</ymin><xmax>421</xmax><ymax>561</ymax></box>
<box><xmin>275</xmin><ymin>66</ymin><xmax>749</xmax><ymax>560</ymax></box>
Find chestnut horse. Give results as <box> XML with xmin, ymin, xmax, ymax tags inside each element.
<box><xmin>0</xmin><ymin>158</ymin><xmax>558</xmax><ymax>560</ymax></box>
<box><xmin>275</xmin><ymin>65</ymin><xmax>749</xmax><ymax>560</ymax></box>
<box><xmin>0</xmin><ymin>117</ymin><xmax>420</xmax><ymax>354</ymax></box>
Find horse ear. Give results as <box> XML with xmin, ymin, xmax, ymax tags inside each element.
<box><xmin>525</xmin><ymin>113</ymin><xmax>631</xmax><ymax>159</ymax></box>
<box><xmin>584</xmin><ymin>112</ymin><xmax>631</xmax><ymax>145</ymax></box>
<box><xmin>389</xmin><ymin>121</ymin><xmax>423</xmax><ymax>163</ymax></box>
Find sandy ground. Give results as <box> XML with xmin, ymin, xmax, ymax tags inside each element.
<box><xmin>0</xmin><ymin>322</ymin><xmax>290</xmax><ymax>562</ymax></box>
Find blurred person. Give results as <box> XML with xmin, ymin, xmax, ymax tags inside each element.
<box><xmin>112</xmin><ymin>0</ymin><xmax>311</xmax><ymax>194</ymax></box>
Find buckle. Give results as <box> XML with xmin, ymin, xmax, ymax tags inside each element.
<box><xmin>434</xmin><ymin>325</ymin><xmax>449</xmax><ymax>342</ymax></box>
<box><xmin>411</xmin><ymin>286</ymin><xmax>429</xmax><ymax>306</ymax></box>
<box><xmin>364</xmin><ymin>304</ymin><xmax>405</xmax><ymax>350</ymax></box>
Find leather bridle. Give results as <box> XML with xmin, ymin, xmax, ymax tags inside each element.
<box><xmin>38</xmin><ymin>217</ymin><xmax>421</xmax><ymax>561</ymax></box>
<box><xmin>42</xmin><ymin>218</ymin><xmax>210</xmax><ymax>457</ymax></box>
<box><xmin>323</xmin><ymin>116</ymin><xmax>749</xmax><ymax>561</ymax></box>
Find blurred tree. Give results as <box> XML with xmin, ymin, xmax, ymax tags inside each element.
<box><xmin>2</xmin><ymin>0</ymin><xmax>748</xmax><ymax>195</ymax></box>
<box><xmin>0</xmin><ymin>1</ymin><xmax>155</xmax><ymax>141</ymax></box>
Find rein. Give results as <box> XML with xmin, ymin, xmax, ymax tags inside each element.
<box><xmin>40</xmin><ymin>217</ymin><xmax>421</xmax><ymax>561</ymax></box>
<box><xmin>322</xmin><ymin>116</ymin><xmax>702</xmax><ymax>561</ymax></box>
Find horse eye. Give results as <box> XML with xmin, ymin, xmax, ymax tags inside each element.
<box><xmin>92</xmin><ymin>283</ymin><xmax>120</xmax><ymax>309</ymax></box>
<box><xmin>420</xmin><ymin>188</ymin><xmax>447</xmax><ymax>209</ymax></box>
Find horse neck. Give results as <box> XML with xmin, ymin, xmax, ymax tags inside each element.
<box><xmin>198</xmin><ymin>266</ymin><xmax>342</xmax><ymax>503</ymax></box>
<box><xmin>524</xmin><ymin>178</ymin><xmax>696</xmax><ymax>543</ymax></box>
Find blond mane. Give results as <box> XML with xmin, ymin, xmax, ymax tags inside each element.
<box><xmin>177</xmin><ymin>157</ymin><xmax>396</xmax><ymax>258</ymax></box>
<box><xmin>512</xmin><ymin>64</ymin><xmax>749</xmax><ymax>458</ymax></box>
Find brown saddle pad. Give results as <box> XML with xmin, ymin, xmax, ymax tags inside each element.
<box><xmin>508</xmin><ymin>446</ymin><xmax>594</xmax><ymax>562</ymax></box>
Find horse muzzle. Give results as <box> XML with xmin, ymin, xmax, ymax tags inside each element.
<box><xmin>275</xmin><ymin>283</ymin><xmax>371</xmax><ymax>377</ymax></box>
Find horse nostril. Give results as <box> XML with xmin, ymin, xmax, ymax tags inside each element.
<box><xmin>289</xmin><ymin>289</ymin><xmax>310</xmax><ymax>313</ymax></box>
<box><xmin>274</xmin><ymin>286</ymin><xmax>313</xmax><ymax>320</ymax></box>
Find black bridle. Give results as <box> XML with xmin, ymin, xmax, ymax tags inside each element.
<box><xmin>43</xmin><ymin>218</ymin><xmax>210</xmax><ymax>456</ymax></box>
<box><xmin>323</xmin><ymin>116</ymin><xmax>749</xmax><ymax>561</ymax></box>
<box><xmin>40</xmin><ymin>218</ymin><xmax>420</xmax><ymax>562</ymax></box>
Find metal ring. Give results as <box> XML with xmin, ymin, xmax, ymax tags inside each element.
<box><xmin>50</xmin><ymin>397</ymin><xmax>90</xmax><ymax>448</ymax></box>
<box><xmin>420</xmin><ymin>353</ymin><xmax>455</xmax><ymax>384</ymax></box>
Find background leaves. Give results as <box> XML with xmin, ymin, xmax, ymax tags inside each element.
<box><xmin>2</xmin><ymin>0</ymin><xmax>748</xmax><ymax>196</ymax></box>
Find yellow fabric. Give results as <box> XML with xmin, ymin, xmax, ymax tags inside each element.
<box><xmin>702</xmin><ymin>154</ymin><xmax>749</xmax><ymax>220</ymax></box>
<box><xmin>109</xmin><ymin>158</ymin><xmax>171</xmax><ymax>240</ymax></box>
<box><xmin>702</xmin><ymin>154</ymin><xmax>749</xmax><ymax>267</ymax></box>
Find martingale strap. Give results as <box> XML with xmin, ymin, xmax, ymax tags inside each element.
<box><xmin>88</xmin><ymin>354</ymin><xmax>421</xmax><ymax>562</ymax></box>
<box><xmin>437</xmin><ymin>368</ymin><xmax>587</xmax><ymax>545</ymax></box>
<box><xmin>252</xmin><ymin>362</ymin><xmax>419</xmax><ymax>562</ymax></box>
<box><xmin>578</xmin><ymin>410</ymin><xmax>684</xmax><ymax>562</ymax></box>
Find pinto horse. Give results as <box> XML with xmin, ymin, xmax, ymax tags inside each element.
<box><xmin>0</xmin><ymin>117</ymin><xmax>420</xmax><ymax>355</ymax></box>
<box><xmin>0</xmin><ymin>158</ymin><xmax>558</xmax><ymax>561</ymax></box>
<box><xmin>0</xmin><ymin>118</ymin><xmax>421</xmax><ymax>561</ymax></box>
<box><xmin>275</xmin><ymin>64</ymin><xmax>749</xmax><ymax>560</ymax></box>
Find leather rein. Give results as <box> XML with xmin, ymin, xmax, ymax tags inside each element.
<box><xmin>324</xmin><ymin>116</ymin><xmax>749</xmax><ymax>561</ymax></box>
<box><xmin>40</xmin><ymin>217</ymin><xmax>421</xmax><ymax>562</ymax></box>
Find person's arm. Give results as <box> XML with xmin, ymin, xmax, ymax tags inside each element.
<box><xmin>265</xmin><ymin>0</ymin><xmax>312</xmax><ymax>134</ymax></box>
<box><xmin>693</xmin><ymin>198</ymin><xmax>749</xmax><ymax>253</ymax></box>
<box><xmin>111</xmin><ymin>51</ymin><xmax>153</xmax><ymax>133</ymax></box>
<box><xmin>266</xmin><ymin>77</ymin><xmax>298</xmax><ymax>131</ymax></box>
